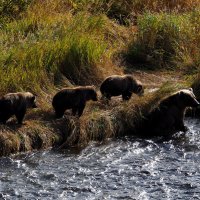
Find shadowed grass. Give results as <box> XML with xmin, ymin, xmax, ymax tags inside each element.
<box><xmin>72</xmin><ymin>0</ymin><xmax>200</xmax><ymax>24</ymax></box>
<box><xmin>192</xmin><ymin>74</ymin><xmax>200</xmax><ymax>100</ymax></box>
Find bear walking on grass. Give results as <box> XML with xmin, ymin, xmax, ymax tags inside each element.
<box><xmin>0</xmin><ymin>92</ymin><xmax>37</xmax><ymax>125</ymax></box>
<box><xmin>100</xmin><ymin>74</ymin><xmax>143</xmax><ymax>101</ymax></box>
<box><xmin>52</xmin><ymin>86</ymin><xmax>98</xmax><ymax>118</ymax></box>
<box><xmin>140</xmin><ymin>88</ymin><xmax>200</xmax><ymax>137</ymax></box>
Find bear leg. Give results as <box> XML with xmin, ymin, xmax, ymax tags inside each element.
<box><xmin>72</xmin><ymin>107</ymin><xmax>78</xmax><ymax>116</ymax></box>
<box><xmin>77</xmin><ymin>104</ymin><xmax>85</xmax><ymax>117</ymax></box>
<box><xmin>173</xmin><ymin>116</ymin><xmax>188</xmax><ymax>132</ymax></box>
<box><xmin>122</xmin><ymin>92</ymin><xmax>132</xmax><ymax>101</ymax></box>
<box><xmin>0</xmin><ymin>113</ymin><xmax>11</xmax><ymax>124</ymax></box>
<box><xmin>15</xmin><ymin>109</ymin><xmax>26</xmax><ymax>124</ymax></box>
<box><xmin>104</xmin><ymin>93</ymin><xmax>111</xmax><ymax>100</ymax></box>
<box><xmin>55</xmin><ymin>109</ymin><xmax>65</xmax><ymax>118</ymax></box>
<box><xmin>175</xmin><ymin>121</ymin><xmax>188</xmax><ymax>132</ymax></box>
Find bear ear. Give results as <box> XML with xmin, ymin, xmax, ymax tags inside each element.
<box><xmin>179</xmin><ymin>91</ymin><xmax>184</xmax><ymax>96</ymax></box>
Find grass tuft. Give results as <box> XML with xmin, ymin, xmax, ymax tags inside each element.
<box><xmin>124</xmin><ymin>10</ymin><xmax>200</xmax><ymax>70</ymax></box>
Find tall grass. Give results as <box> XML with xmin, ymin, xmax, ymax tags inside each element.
<box><xmin>125</xmin><ymin>10</ymin><xmax>200</xmax><ymax>70</ymax></box>
<box><xmin>0</xmin><ymin>0</ymin><xmax>129</xmax><ymax>94</ymax></box>
<box><xmin>0</xmin><ymin>0</ymin><xmax>32</xmax><ymax>26</ymax></box>
<box><xmin>1</xmin><ymin>0</ymin><xmax>199</xmax><ymax>95</ymax></box>
<box><xmin>72</xmin><ymin>0</ymin><xmax>200</xmax><ymax>24</ymax></box>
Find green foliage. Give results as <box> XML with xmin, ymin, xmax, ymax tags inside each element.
<box><xmin>0</xmin><ymin>5</ymin><xmax>116</xmax><ymax>93</ymax></box>
<box><xmin>71</xmin><ymin>0</ymin><xmax>200</xmax><ymax>25</ymax></box>
<box><xmin>125</xmin><ymin>11</ymin><xmax>200</xmax><ymax>70</ymax></box>
<box><xmin>0</xmin><ymin>0</ymin><xmax>200</xmax><ymax>94</ymax></box>
<box><xmin>0</xmin><ymin>0</ymin><xmax>32</xmax><ymax>26</ymax></box>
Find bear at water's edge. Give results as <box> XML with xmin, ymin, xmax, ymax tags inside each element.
<box><xmin>139</xmin><ymin>88</ymin><xmax>200</xmax><ymax>137</ymax></box>
<box><xmin>52</xmin><ymin>86</ymin><xmax>98</xmax><ymax>118</ymax></box>
<box><xmin>100</xmin><ymin>74</ymin><xmax>143</xmax><ymax>100</ymax></box>
<box><xmin>0</xmin><ymin>92</ymin><xmax>37</xmax><ymax>124</ymax></box>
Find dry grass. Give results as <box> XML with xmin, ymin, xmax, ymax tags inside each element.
<box><xmin>56</xmin><ymin>82</ymin><xmax>184</xmax><ymax>149</ymax></box>
<box><xmin>0</xmin><ymin>81</ymin><xmax>182</xmax><ymax>156</ymax></box>
<box><xmin>0</xmin><ymin>110</ymin><xmax>66</xmax><ymax>156</ymax></box>
<box><xmin>0</xmin><ymin>0</ymin><xmax>199</xmax><ymax>156</ymax></box>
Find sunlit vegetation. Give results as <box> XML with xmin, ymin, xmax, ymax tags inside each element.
<box><xmin>0</xmin><ymin>0</ymin><xmax>200</xmax><ymax>155</ymax></box>
<box><xmin>125</xmin><ymin>11</ymin><xmax>200</xmax><ymax>70</ymax></box>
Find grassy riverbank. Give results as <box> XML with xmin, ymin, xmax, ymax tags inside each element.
<box><xmin>0</xmin><ymin>0</ymin><xmax>200</xmax><ymax>156</ymax></box>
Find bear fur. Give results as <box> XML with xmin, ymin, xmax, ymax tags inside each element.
<box><xmin>0</xmin><ymin>92</ymin><xmax>37</xmax><ymax>124</ymax></box>
<box><xmin>139</xmin><ymin>88</ymin><xmax>200</xmax><ymax>137</ymax></box>
<box><xmin>100</xmin><ymin>74</ymin><xmax>143</xmax><ymax>100</ymax></box>
<box><xmin>52</xmin><ymin>86</ymin><xmax>98</xmax><ymax>118</ymax></box>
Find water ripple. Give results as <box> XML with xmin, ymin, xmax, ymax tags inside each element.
<box><xmin>0</xmin><ymin>118</ymin><xmax>200</xmax><ymax>199</ymax></box>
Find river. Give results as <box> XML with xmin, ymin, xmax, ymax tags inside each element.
<box><xmin>0</xmin><ymin>118</ymin><xmax>200</xmax><ymax>199</ymax></box>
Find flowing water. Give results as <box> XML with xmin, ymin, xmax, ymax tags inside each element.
<box><xmin>0</xmin><ymin>118</ymin><xmax>200</xmax><ymax>200</ymax></box>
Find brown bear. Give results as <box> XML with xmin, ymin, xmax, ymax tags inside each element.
<box><xmin>139</xmin><ymin>88</ymin><xmax>200</xmax><ymax>137</ymax></box>
<box><xmin>0</xmin><ymin>92</ymin><xmax>37</xmax><ymax>124</ymax></box>
<box><xmin>100</xmin><ymin>74</ymin><xmax>143</xmax><ymax>100</ymax></box>
<box><xmin>52</xmin><ymin>86</ymin><xmax>98</xmax><ymax>118</ymax></box>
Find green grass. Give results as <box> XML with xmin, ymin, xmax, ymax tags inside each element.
<box><xmin>124</xmin><ymin>10</ymin><xmax>200</xmax><ymax>71</ymax></box>
<box><xmin>72</xmin><ymin>0</ymin><xmax>200</xmax><ymax>24</ymax></box>
<box><xmin>0</xmin><ymin>2</ymin><xmax>126</xmax><ymax>94</ymax></box>
<box><xmin>1</xmin><ymin>0</ymin><xmax>199</xmax><ymax>95</ymax></box>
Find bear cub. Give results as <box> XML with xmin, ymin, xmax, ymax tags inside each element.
<box><xmin>100</xmin><ymin>74</ymin><xmax>143</xmax><ymax>101</ymax></box>
<box><xmin>0</xmin><ymin>92</ymin><xmax>37</xmax><ymax>124</ymax></box>
<box><xmin>140</xmin><ymin>88</ymin><xmax>199</xmax><ymax>137</ymax></box>
<box><xmin>52</xmin><ymin>86</ymin><xmax>98</xmax><ymax>118</ymax></box>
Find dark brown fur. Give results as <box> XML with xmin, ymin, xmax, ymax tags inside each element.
<box><xmin>139</xmin><ymin>88</ymin><xmax>199</xmax><ymax>137</ymax></box>
<box><xmin>100</xmin><ymin>74</ymin><xmax>143</xmax><ymax>100</ymax></box>
<box><xmin>52</xmin><ymin>86</ymin><xmax>98</xmax><ymax>118</ymax></box>
<box><xmin>0</xmin><ymin>92</ymin><xmax>37</xmax><ymax>124</ymax></box>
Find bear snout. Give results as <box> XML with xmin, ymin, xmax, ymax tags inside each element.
<box><xmin>136</xmin><ymin>85</ymin><xmax>144</xmax><ymax>96</ymax></box>
<box><xmin>32</xmin><ymin>103</ymin><xmax>37</xmax><ymax>108</ymax></box>
<box><xmin>192</xmin><ymin>99</ymin><xmax>200</xmax><ymax>107</ymax></box>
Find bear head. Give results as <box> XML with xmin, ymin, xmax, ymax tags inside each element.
<box><xmin>125</xmin><ymin>75</ymin><xmax>144</xmax><ymax>96</ymax></box>
<box><xmin>135</xmin><ymin>82</ymin><xmax>144</xmax><ymax>96</ymax></box>
<box><xmin>25</xmin><ymin>92</ymin><xmax>37</xmax><ymax>108</ymax></box>
<box><xmin>86</xmin><ymin>87</ymin><xmax>98</xmax><ymax>101</ymax></box>
<box><xmin>177</xmin><ymin>88</ymin><xmax>199</xmax><ymax>108</ymax></box>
